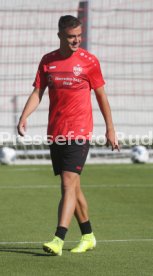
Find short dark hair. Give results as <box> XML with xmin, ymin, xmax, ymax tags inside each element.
<box><xmin>58</xmin><ymin>15</ymin><xmax>82</xmax><ymax>32</ymax></box>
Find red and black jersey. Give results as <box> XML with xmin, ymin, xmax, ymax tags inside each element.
<box><xmin>33</xmin><ymin>47</ymin><xmax>105</xmax><ymax>140</ymax></box>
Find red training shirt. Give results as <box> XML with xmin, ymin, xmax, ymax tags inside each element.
<box><xmin>33</xmin><ymin>47</ymin><xmax>105</xmax><ymax>141</ymax></box>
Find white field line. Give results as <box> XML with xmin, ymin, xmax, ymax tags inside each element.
<box><xmin>0</xmin><ymin>239</ymin><xmax>153</xmax><ymax>245</ymax></box>
<box><xmin>10</xmin><ymin>168</ymin><xmax>52</xmax><ymax>171</ymax></box>
<box><xmin>5</xmin><ymin>165</ymin><xmax>153</xmax><ymax>172</ymax></box>
<box><xmin>0</xmin><ymin>184</ymin><xmax>153</xmax><ymax>189</ymax></box>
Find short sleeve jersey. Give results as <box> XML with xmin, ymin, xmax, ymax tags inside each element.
<box><xmin>33</xmin><ymin>47</ymin><xmax>105</xmax><ymax>140</ymax></box>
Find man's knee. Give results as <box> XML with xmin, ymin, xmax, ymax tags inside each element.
<box><xmin>61</xmin><ymin>171</ymin><xmax>79</xmax><ymax>190</ymax></box>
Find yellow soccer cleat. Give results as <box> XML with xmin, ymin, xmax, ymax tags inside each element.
<box><xmin>43</xmin><ymin>236</ymin><xmax>64</xmax><ymax>256</ymax></box>
<box><xmin>71</xmin><ymin>233</ymin><xmax>96</xmax><ymax>253</ymax></box>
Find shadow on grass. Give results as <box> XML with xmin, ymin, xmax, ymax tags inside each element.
<box><xmin>0</xmin><ymin>247</ymin><xmax>71</xmax><ymax>257</ymax></box>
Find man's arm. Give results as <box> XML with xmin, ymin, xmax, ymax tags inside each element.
<box><xmin>94</xmin><ymin>86</ymin><xmax>119</xmax><ymax>151</ymax></box>
<box><xmin>17</xmin><ymin>87</ymin><xmax>45</xmax><ymax>136</ymax></box>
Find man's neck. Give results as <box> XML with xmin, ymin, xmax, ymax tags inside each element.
<box><xmin>59</xmin><ymin>47</ymin><xmax>77</xmax><ymax>58</ymax></box>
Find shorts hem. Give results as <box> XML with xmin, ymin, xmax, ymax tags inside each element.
<box><xmin>53</xmin><ymin>168</ymin><xmax>83</xmax><ymax>176</ymax></box>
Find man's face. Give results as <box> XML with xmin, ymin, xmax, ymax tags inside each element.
<box><xmin>59</xmin><ymin>25</ymin><xmax>82</xmax><ymax>53</ymax></box>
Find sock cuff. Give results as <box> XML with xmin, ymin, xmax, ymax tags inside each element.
<box><xmin>55</xmin><ymin>226</ymin><xmax>68</xmax><ymax>240</ymax></box>
<box><xmin>57</xmin><ymin>226</ymin><xmax>68</xmax><ymax>231</ymax></box>
<box><xmin>79</xmin><ymin>220</ymin><xmax>92</xmax><ymax>235</ymax></box>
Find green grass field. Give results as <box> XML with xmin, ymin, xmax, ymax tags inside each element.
<box><xmin>0</xmin><ymin>164</ymin><xmax>153</xmax><ymax>276</ymax></box>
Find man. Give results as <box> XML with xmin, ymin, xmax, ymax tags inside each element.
<box><xmin>17</xmin><ymin>15</ymin><xmax>119</xmax><ymax>256</ymax></box>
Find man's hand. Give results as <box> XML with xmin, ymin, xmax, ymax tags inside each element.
<box><xmin>17</xmin><ymin>118</ymin><xmax>27</xmax><ymax>136</ymax></box>
<box><xmin>106</xmin><ymin>129</ymin><xmax>120</xmax><ymax>151</ymax></box>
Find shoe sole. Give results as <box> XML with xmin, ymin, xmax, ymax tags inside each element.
<box><xmin>43</xmin><ymin>245</ymin><xmax>62</xmax><ymax>256</ymax></box>
<box><xmin>70</xmin><ymin>243</ymin><xmax>96</xmax><ymax>254</ymax></box>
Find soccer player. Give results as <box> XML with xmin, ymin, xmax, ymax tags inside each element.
<box><xmin>17</xmin><ymin>15</ymin><xmax>119</xmax><ymax>256</ymax></box>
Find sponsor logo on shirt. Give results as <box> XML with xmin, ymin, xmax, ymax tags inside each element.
<box><xmin>73</xmin><ymin>64</ymin><xmax>82</xmax><ymax>76</ymax></box>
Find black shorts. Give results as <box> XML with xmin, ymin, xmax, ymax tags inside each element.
<box><xmin>49</xmin><ymin>140</ymin><xmax>90</xmax><ymax>176</ymax></box>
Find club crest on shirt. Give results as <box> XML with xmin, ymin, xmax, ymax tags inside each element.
<box><xmin>73</xmin><ymin>65</ymin><xmax>82</xmax><ymax>76</ymax></box>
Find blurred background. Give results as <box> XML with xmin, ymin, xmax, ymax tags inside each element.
<box><xmin>0</xmin><ymin>0</ymin><xmax>153</xmax><ymax>163</ymax></box>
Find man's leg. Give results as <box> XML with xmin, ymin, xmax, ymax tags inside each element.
<box><xmin>71</xmin><ymin>177</ymin><xmax>96</xmax><ymax>253</ymax></box>
<box><xmin>74</xmin><ymin>177</ymin><xmax>89</xmax><ymax>223</ymax></box>
<box><xmin>57</xmin><ymin>172</ymin><xmax>92</xmax><ymax>240</ymax></box>
<box><xmin>43</xmin><ymin>170</ymin><xmax>78</xmax><ymax>256</ymax></box>
<box><xmin>58</xmin><ymin>171</ymin><xmax>79</xmax><ymax>228</ymax></box>
<box><xmin>58</xmin><ymin>174</ymin><xmax>88</xmax><ymax>224</ymax></box>
<box><xmin>43</xmin><ymin>140</ymin><xmax>95</xmax><ymax>255</ymax></box>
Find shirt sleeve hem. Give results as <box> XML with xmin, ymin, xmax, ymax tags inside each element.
<box><xmin>92</xmin><ymin>80</ymin><xmax>105</xmax><ymax>90</ymax></box>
